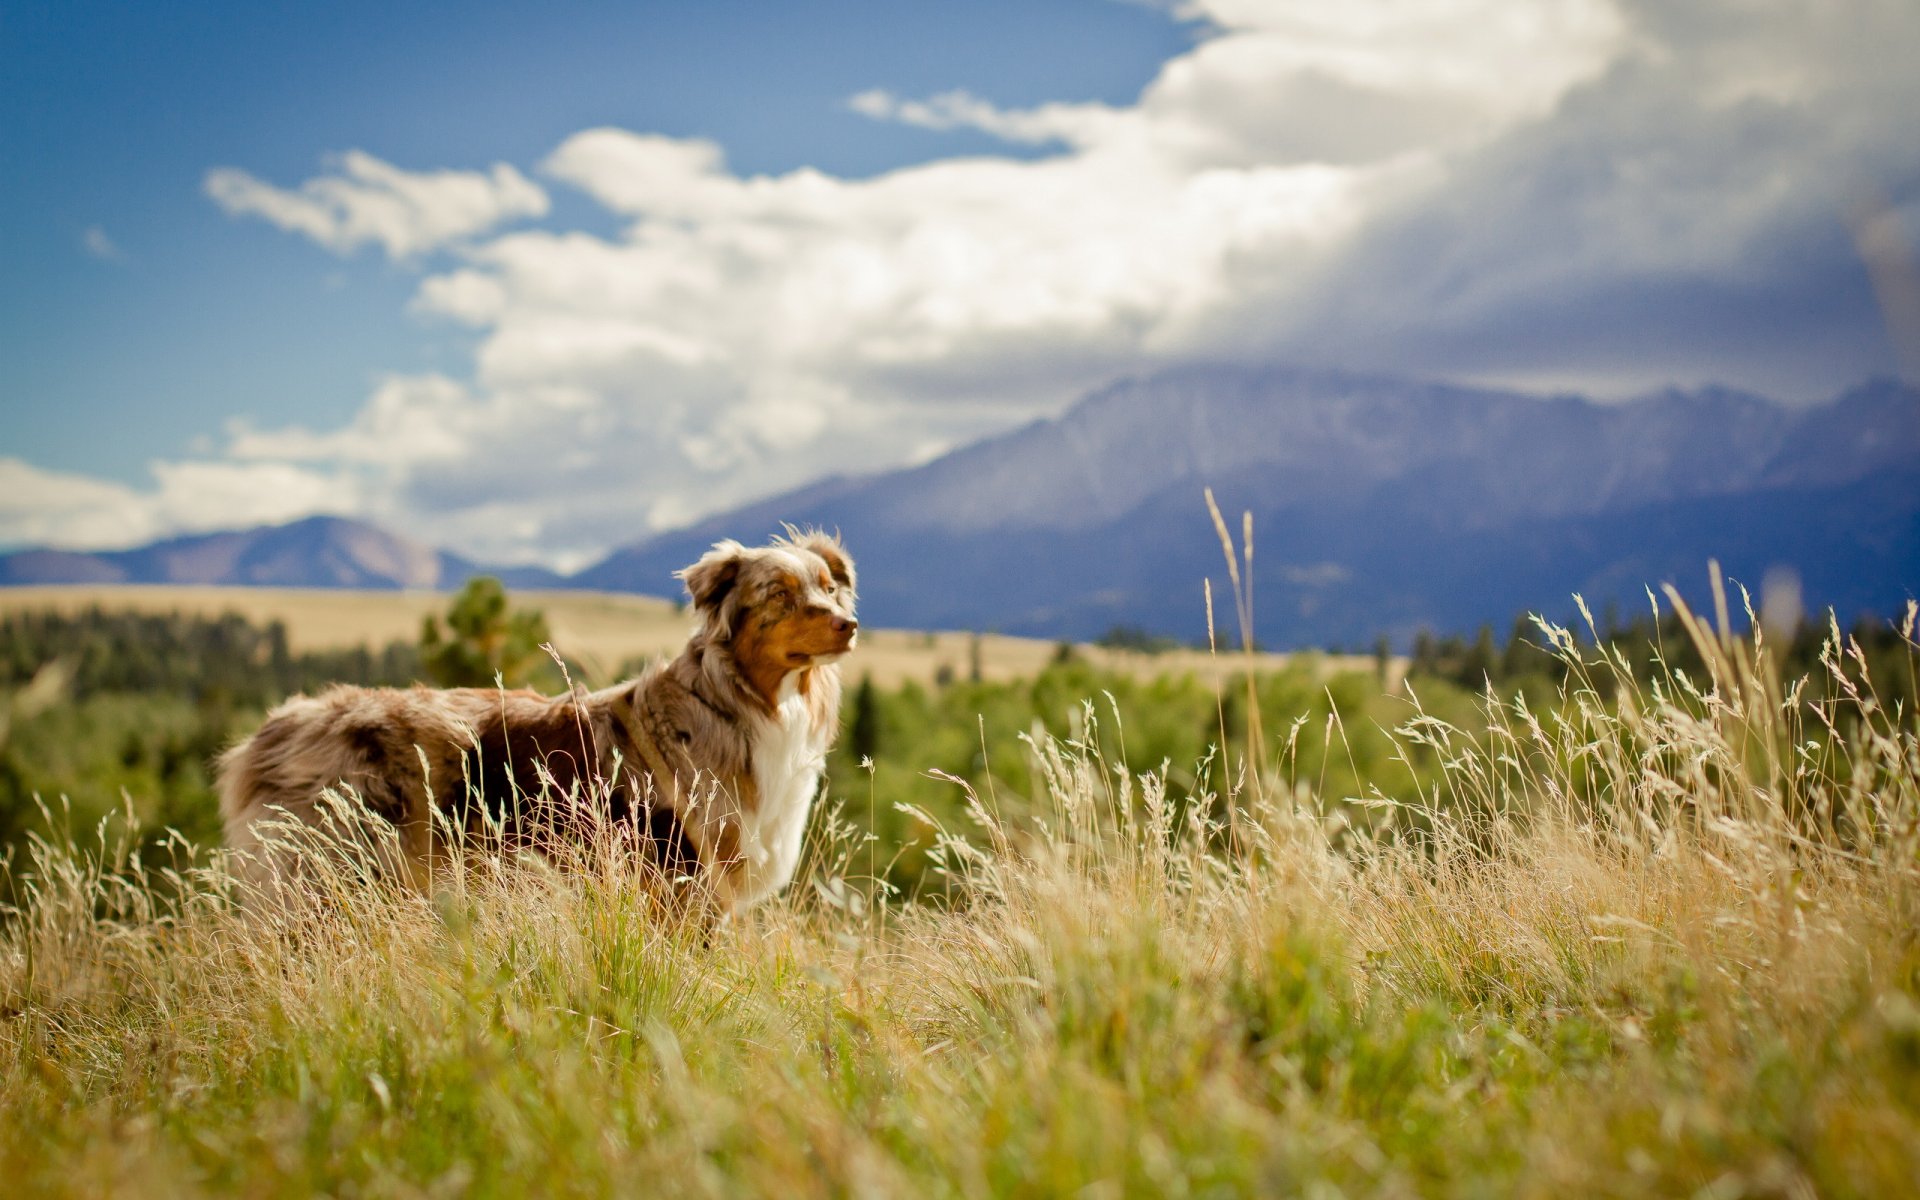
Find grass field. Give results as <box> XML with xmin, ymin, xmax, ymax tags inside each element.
<box><xmin>0</xmin><ymin>584</ymin><xmax>1377</xmax><ymax>689</ymax></box>
<box><xmin>1</xmin><ymin>588</ymin><xmax>1915</xmax><ymax>1196</ymax></box>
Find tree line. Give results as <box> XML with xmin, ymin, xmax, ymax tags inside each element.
<box><xmin>1408</xmin><ymin>605</ymin><xmax>1917</xmax><ymax>713</ymax></box>
<box><xmin>0</xmin><ymin>607</ymin><xmax>422</xmax><ymax>705</ymax></box>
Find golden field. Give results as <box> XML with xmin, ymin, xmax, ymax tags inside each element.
<box><xmin>0</xmin><ymin>584</ymin><xmax>1382</xmax><ymax>689</ymax></box>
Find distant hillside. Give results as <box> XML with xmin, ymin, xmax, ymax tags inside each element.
<box><xmin>7</xmin><ymin>369</ymin><xmax>1914</xmax><ymax>646</ymax></box>
<box><xmin>0</xmin><ymin>515</ymin><xmax>561</xmax><ymax>591</ymax></box>
<box><xmin>573</xmin><ymin>367</ymin><xmax>1920</xmax><ymax>646</ymax></box>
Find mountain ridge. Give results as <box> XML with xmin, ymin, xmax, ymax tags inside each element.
<box><xmin>0</xmin><ymin>515</ymin><xmax>562</xmax><ymax>592</ymax></box>
<box><xmin>571</xmin><ymin>367</ymin><xmax>1920</xmax><ymax>644</ymax></box>
<box><xmin>5</xmin><ymin>367</ymin><xmax>1915</xmax><ymax>647</ymax></box>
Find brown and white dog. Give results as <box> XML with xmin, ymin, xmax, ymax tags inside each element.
<box><xmin>217</xmin><ymin>530</ymin><xmax>857</xmax><ymax>911</ymax></box>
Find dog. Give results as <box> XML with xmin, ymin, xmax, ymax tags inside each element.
<box><xmin>217</xmin><ymin>530</ymin><xmax>857</xmax><ymax>911</ymax></box>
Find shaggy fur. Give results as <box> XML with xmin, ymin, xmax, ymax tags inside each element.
<box><xmin>217</xmin><ymin>531</ymin><xmax>858</xmax><ymax>911</ymax></box>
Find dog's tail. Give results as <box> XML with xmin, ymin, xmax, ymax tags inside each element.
<box><xmin>215</xmin><ymin>695</ymin><xmax>331</xmax><ymax>884</ymax></box>
<box><xmin>215</xmin><ymin>726</ymin><xmax>274</xmax><ymax>876</ymax></box>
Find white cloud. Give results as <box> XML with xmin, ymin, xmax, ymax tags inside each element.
<box><xmin>381</xmin><ymin>126</ymin><xmax>1382</xmax><ymax>562</ymax></box>
<box><xmin>145</xmin><ymin>461</ymin><xmax>363</xmax><ymax>530</ymax></box>
<box><xmin>226</xmin><ymin>374</ymin><xmax>481</xmax><ymax>467</ymax></box>
<box><xmin>0</xmin><ymin>460</ymin><xmax>158</xmax><ymax>550</ymax></box>
<box><xmin>16</xmin><ymin>0</ymin><xmax>1909</xmax><ymax>567</ymax></box>
<box><xmin>205</xmin><ymin>150</ymin><xmax>549</xmax><ymax>259</ymax></box>
<box><xmin>0</xmin><ymin>457</ymin><xmax>355</xmax><ymax>552</ymax></box>
<box><xmin>81</xmin><ymin>226</ymin><xmax>124</xmax><ymax>262</ymax></box>
<box><xmin>846</xmin><ymin>89</ymin><xmax>1124</xmax><ymax>149</ymax></box>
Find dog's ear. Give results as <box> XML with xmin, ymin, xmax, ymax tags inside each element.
<box><xmin>676</xmin><ymin>540</ymin><xmax>748</xmax><ymax>628</ymax></box>
<box><xmin>789</xmin><ymin>529</ymin><xmax>856</xmax><ymax>597</ymax></box>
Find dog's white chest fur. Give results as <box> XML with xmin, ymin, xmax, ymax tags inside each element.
<box><xmin>736</xmin><ymin>673</ymin><xmax>826</xmax><ymax>906</ymax></box>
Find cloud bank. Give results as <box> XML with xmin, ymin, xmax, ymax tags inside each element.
<box><xmin>13</xmin><ymin>0</ymin><xmax>1917</xmax><ymax>568</ymax></box>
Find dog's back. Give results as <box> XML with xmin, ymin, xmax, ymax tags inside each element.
<box><xmin>220</xmin><ymin>681</ymin><xmax>654</xmax><ymax>875</ymax></box>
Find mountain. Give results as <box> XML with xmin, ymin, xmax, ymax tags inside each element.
<box><xmin>574</xmin><ymin>367</ymin><xmax>1920</xmax><ymax>647</ymax></box>
<box><xmin>7</xmin><ymin>369</ymin><xmax>1914</xmax><ymax>646</ymax></box>
<box><xmin>0</xmin><ymin>515</ymin><xmax>563</xmax><ymax>591</ymax></box>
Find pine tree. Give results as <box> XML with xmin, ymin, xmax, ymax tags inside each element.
<box><xmin>848</xmin><ymin>674</ymin><xmax>880</xmax><ymax>763</ymax></box>
<box><xmin>420</xmin><ymin>577</ymin><xmax>556</xmax><ymax>689</ymax></box>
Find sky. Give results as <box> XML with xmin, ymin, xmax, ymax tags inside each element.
<box><xmin>3</xmin><ymin>0</ymin><xmax>1917</xmax><ymax>569</ymax></box>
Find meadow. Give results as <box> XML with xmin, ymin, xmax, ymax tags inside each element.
<box><xmin>0</xmin><ymin>573</ymin><xmax>1916</xmax><ymax>1197</ymax></box>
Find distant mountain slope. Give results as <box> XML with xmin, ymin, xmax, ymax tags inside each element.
<box><xmin>0</xmin><ymin>516</ymin><xmax>561</xmax><ymax>591</ymax></box>
<box><xmin>574</xmin><ymin>367</ymin><xmax>1920</xmax><ymax>646</ymax></box>
<box><xmin>7</xmin><ymin>369</ymin><xmax>1914</xmax><ymax>645</ymax></box>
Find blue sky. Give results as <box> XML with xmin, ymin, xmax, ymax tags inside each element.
<box><xmin>4</xmin><ymin>0</ymin><xmax>1917</xmax><ymax>566</ymax></box>
<box><xmin>3</xmin><ymin>0</ymin><xmax>1189</xmax><ymax>480</ymax></box>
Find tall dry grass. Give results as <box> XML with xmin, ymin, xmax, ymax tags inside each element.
<box><xmin>1</xmin><ymin>584</ymin><xmax>1916</xmax><ymax>1197</ymax></box>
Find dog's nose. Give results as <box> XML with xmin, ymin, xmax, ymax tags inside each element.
<box><xmin>833</xmin><ymin>616</ymin><xmax>858</xmax><ymax>635</ymax></box>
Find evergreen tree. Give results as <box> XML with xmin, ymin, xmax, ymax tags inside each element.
<box><xmin>1410</xmin><ymin>630</ymin><xmax>1437</xmax><ymax>677</ymax></box>
<box><xmin>848</xmin><ymin>674</ymin><xmax>880</xmax><ymax>763</ymax></box>
<box><xmin>1464</xmin><ymin>624</ymin><xmax>1498</xmax><ymax>683</ymax></box>
<box><xmin>419</xmin><ymin>577</ymin><xmax>556</xmax><ymax>689</ymax></box>
<box><xmin>1499</xmin><ymin>615</ymin><xmax>1538</xmax><ymax>680</ymax></box>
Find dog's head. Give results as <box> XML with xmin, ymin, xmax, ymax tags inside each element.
<box><xmin>676</xmin><ymin>531</ymin><xmax>858</xmax><ymax>685</ymax></box>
